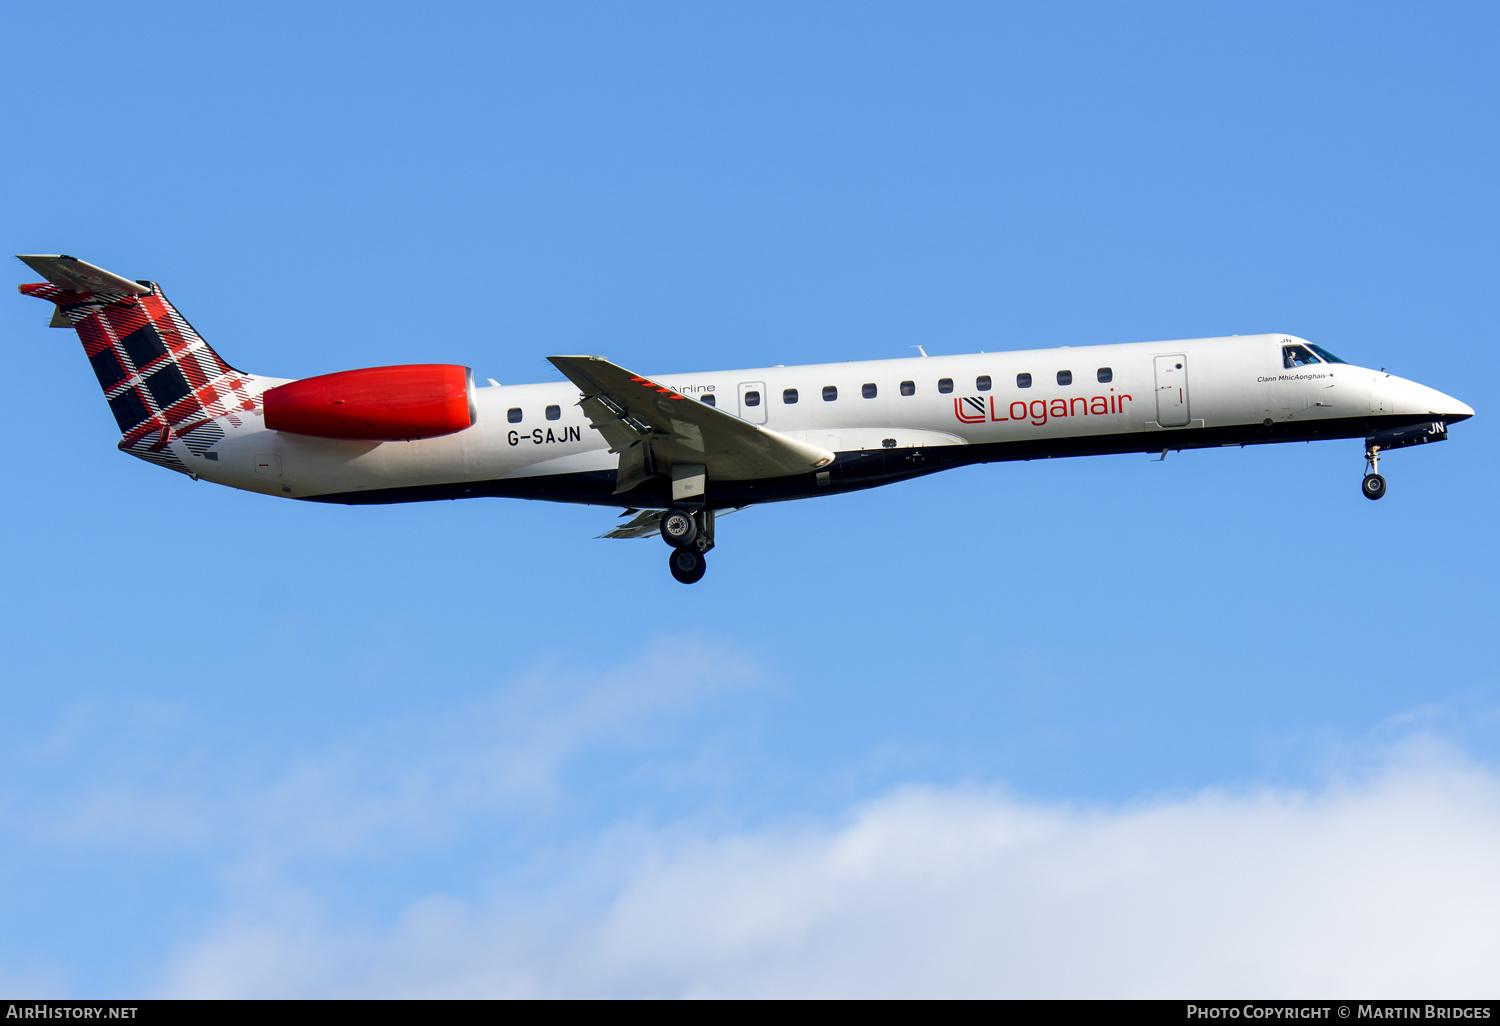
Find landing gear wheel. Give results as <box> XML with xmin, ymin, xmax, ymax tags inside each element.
<box><xmin>659</xmin><ymin>509</ymin><xmax>698</xmax><ymax>548</ymax></box>
<box><xmin>1362</xmin><ymin>473</ymin><xmax>1387</xmax><ymax>500</ymax></box>
<box><xmin>669</xmin><ymin>546</ymin><xmax>707</xmax><ymax>584</ymax></box>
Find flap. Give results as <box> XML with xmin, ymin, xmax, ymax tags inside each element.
<box><xmin>599</xmin><ymin>506</ymin><xmax>744</xmax><ymax>539</ymax></box>
<box><xmin>599</xmin><ymin>509</ymin><xmax>667</xmax><ymax>539</ymax></box>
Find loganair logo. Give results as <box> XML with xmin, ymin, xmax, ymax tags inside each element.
<box><xmin>954</xmin><ymin>391</ymin><xmax>1134</xmax><ymax>427</ymax></box>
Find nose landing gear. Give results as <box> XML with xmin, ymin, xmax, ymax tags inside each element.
<box><xmin>1363</xmin><ymin>443</ymin><xmax>1386</xmax><ymax>500</ymax></box>
<box><xmin>1359</xmin><ymin>421</ymin><xmax>1450</xmax><ymax>500</ymax></box>
<box><xmin>661</xmin><ymin>508</ymin><xmax>715</xmax><ymax>584</ymax></box>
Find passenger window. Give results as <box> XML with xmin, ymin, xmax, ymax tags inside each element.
<box><xmin>900</xmin><ymin>380</ymin><xmax>915</xmax><ymax>396</ymax></box>
<box><xmin>545</xmin><ymin>405</ymin><xmax>560</xmax><ymax>421</ymax></box>
<box><xmin>1057</xmin><ymin>370</ymin><xmax>1072</xmax><ymax>386</ymax></box>
<box><xmin>507</xmin><ymin>407</ymin><xmax>522</xmax><ymax>423</ymax></box>
<box><xmin>938</xmin><ymin>378</ymin><xmax>953</xmax><ymax>394</ymax></box>
<box><xmin>823</xmin><ymin>385</ymin><xmax>838</xmax><ymax>401</ymax></box>
<box><xmin>1097</xmin><ymin>367</ymin><xmax>1112</xmax><ymax>383</ymax></box>
<box><xmin>976</xmin><ymin>375</ymin><xmax>991</xmax><ymax>391</ymax></box>
<box><xmin>1283</xmin><ymin>344</ymin><xmax>1320</xmax><ymax>368</ymax></box>
<box><xmin>862</xmin><ymin>383</ymin><xmax>877</xmax><ymax>399</ymax></box>
<box><xmin>1017</xmin><ymin>373</ymin><xmax>1032</xmax><ymax>388</ymax></box>
<box><xmin>783</xmin><ymin>388</ymin><xmax>798</xmax><ymax>404</ymax></box>
<box><xmin>701</xmin><ymin>394</ymin><xmax>715</xmax><ymax>407</ymax></box>
<box><xmin>744</xmin><ymin>390</ymin><xmax>761</xmax><ymax>407</ymax></box>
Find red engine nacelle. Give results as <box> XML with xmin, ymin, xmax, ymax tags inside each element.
<box><xmin>263</xmin><ymin>364</ymin><xmax>477</xmax><ymax>441</ymax></box>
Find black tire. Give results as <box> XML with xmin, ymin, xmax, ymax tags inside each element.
<box><xmin>659</xmin><ymin>509</ymin><xmax>698</xmax><ymax>548</ymax></box>
<box><xmin>1362</xmin><ymin>473</ymin><xmax>1387</xmax><ymax>500</ymax></box>
<box><xmin>669</xmin><ymin>546</ymin><xmax>707</xmax><ymax>584</ymax></box>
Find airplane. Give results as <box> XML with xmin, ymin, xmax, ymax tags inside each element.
<box><xmin>18</xmin><ymin>254</ymin><xmax>1474</xmax><ymax>584</ymax></box>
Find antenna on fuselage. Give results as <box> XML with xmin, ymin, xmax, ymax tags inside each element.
<box><xmin>912</xmin><ymin>346</ymin><xmax>928</xmax><ymax>358</ymax></box>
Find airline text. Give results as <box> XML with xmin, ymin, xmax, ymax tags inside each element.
<box><xmin>955</xmin><ymin>392</ymin><xmax>1134</xmax><ymax>426</ymax></box>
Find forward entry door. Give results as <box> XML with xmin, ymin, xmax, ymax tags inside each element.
<box><xmin>1154</xmin><ymin>355</ymin><xmax>1189</xmax><ymax>427</ymax></box>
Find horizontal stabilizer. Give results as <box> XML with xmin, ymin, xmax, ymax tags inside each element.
<box><xmin>15</xmin><ymin>255</ymin><xmax>151</xmax><ymax>296</ymax></box>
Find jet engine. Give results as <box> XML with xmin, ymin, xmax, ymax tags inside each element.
<box><xmin>263</xmin><ymin>364</ymin><xmax>477</xmax><ymax>441</ymax></box>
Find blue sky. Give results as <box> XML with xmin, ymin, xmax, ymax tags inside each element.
<box><xmin>4</xmin><ymin>0</ymin><xmax>1499</xmax><ymax>997</ymax></box>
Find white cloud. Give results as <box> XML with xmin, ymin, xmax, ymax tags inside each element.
<box><xmin>160</xmin><ymin>738</ymin><xmax>1500</xmax><ymax>998</ymax></box>
<box><xmin>14</xmin><ymin>635</ymin><xmax>757</xmax><ymax>861</ymax></box>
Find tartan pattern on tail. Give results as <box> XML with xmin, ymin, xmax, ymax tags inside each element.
<box><xmin>20</xmin><ymin>280</ymin><xmax>259</xmax><ymax>473</ymax></box>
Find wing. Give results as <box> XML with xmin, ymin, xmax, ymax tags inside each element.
<box><xmin>598</xmin><ymin>506</ymin><xmax>744</xmax><ymax>539</ymax></box>
<box><xmin>599</xmin><ymin>509</ymin><xmax>667</xmax><ymax>539</ymax></box>
<box><xmin>548</xmin><ymin>355</ymin><xmax>833</xmax><ymax>495</ymax></box>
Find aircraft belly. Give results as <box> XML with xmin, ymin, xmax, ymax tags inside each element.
<box><xmin>779</xmin><ymin>426</ymin><xmax>966</xmax><ymax>453</ymax></box>
<box><xmin>198</xmin><ymin>427</ymin><xmax>516</xmax><ymax>498</ymax></box>
<box><xmin>503</xmin><ymin>447</ymin><xmax>616</xmax><ymax>479</ymax></box>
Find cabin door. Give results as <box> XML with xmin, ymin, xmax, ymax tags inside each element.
<box><xmin>1154</xmin><ymin>355</ymin><xmax>1190</xmax><ymax>427</ymax></box>
<box><xmin>738</xmin><ymin>381</ymin><xmax>768</xmax><ymax>424</ymax></box>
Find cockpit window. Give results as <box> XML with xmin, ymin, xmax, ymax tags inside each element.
<box><xmin>1282</xmin><ymin>344</ymin><xmax>1321</xmax><ymax>368</ymax></box>
<box><xmin>1307</xmin><ymin>344</ymin><xmax>1347</xmax><ymax>364</ymax></box>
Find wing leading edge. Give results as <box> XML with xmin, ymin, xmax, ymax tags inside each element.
<box><xmin>547</xmin><ymin>355</ymin><xmax>833</xmax><ymax>497</ymax></box>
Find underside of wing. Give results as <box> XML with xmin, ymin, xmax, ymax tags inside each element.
<box><xmin>548</xmin><ymin>355</ymin><xmax>833</xmax><ymax>496</ymax></box>
<box><xmin>599</xmin><ymin>506</ymin><xmax>743</xmax><ymax>539</ymax></box>
<box><xmin>599</xmin><ymin>509</ymin><xmax>667</xmax><ymax>539</ymax></box>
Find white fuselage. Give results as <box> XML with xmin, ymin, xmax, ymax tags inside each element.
<box><xmin>186</xmin><ymin>333</ymin><xmax>1472</xmax><ymax>506</ymax></box>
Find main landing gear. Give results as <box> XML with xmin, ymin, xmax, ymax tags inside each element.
<box><xmin>661</xmin><ymin>508</ymin><xmax>715</xmax><ymax>584</ymax></box>
<box><xmin>669</xmin><ymin>546</ymin><xmax>707</xmax><ymax>584</ymax></box>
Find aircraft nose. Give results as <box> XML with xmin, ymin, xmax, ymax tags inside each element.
<box><xmin>1382</xmin><ymin>375</ymin><xmax>1474</xmax><ymax>423</ymax></box>
<box><xmin>1429</xmin><ymin>387</ymin><xmax>1474</xmax><ymax>422</ymax></box>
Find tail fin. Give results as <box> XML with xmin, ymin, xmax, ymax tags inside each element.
<box><xmin>17</xmin><ymin>255</ymin><xmax>262</xmax><ymax>474</ymax></box>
